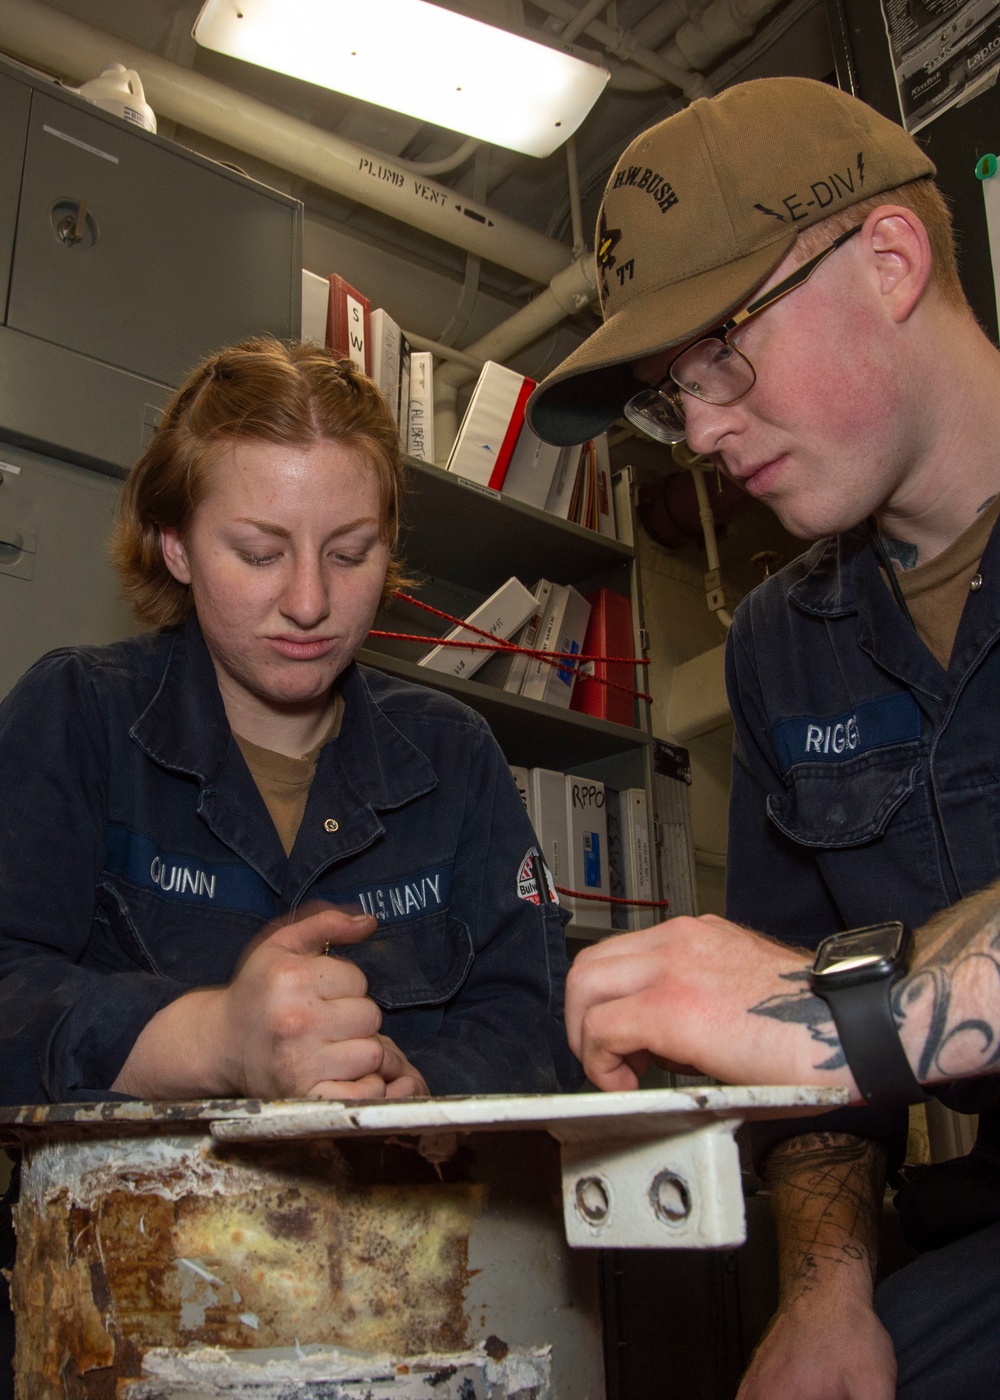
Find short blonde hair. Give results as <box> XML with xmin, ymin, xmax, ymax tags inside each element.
<box><xmin>111</xmin><ymin>337</ymin><xmax>407</xmax><ymax>628</ymax></box>
<box><xmin>793</xmin><ymin>176</ymin><xmax>966</xmax><ymax>308</ymax></box>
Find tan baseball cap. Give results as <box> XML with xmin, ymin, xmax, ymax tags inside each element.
<box><xmin>526</xmin><ymin>77</ymin><xmax>935</xmax><ymax>446</ymax></box>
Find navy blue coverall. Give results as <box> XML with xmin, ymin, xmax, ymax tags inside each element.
<box><xmin>0</xmin><ymin>615</ymin><xmax>581</xmax><ymax>1105</ymax></box>
<box><xmin>726</xmin><ymin>519</ymin><xmax>1000</xmax><ymax>1398</ymax></box>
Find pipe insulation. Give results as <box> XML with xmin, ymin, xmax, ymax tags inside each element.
<box><xmin>665</xmin><ymin>0</ymin><xmax>783</xmax><ymax>72</ymax></box>
<box><xmin>433</xmin><ymin>251</ymin><xmax>597</xmax><ymax>456</ymax></box>
<box><xmin>528</xmin><ymin>0</ymin><xmax>712</xmax><ymax>98</ymax></box>
<box><xmin>0</xmin><ymin>0</ymin><xmax>575</xmax><ymax>285</ymax></box>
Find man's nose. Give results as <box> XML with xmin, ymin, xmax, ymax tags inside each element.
<box><xmin>681</xmin><ymin>393</ymin><xmax>746</xmax><ymax>458</ymax></box>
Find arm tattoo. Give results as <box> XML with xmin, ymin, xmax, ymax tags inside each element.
<box><xmin>749</xmin><ymin>970</ymin><xmax>846</xmax><ymax>1071</ymax></box>
<box><xmin>894</xmin><ymin>883</ymin><xmax>1000</xmax><ymax>1082</ymax></box>
<box><xmin>766</xmin><ymin>1133</ymin><xmax>886</xmax><ymax>1304</ymax></box>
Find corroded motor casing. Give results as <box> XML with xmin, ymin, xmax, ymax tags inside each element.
<box><xmin>10</xmin><ymin>1125</ymin><xmax>602</xmax><ymax>1399</ymax></box>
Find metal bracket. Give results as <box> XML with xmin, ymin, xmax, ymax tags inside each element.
<box><xmin>704</xmin><ymin>567</ymin><xmax>726</xmax><ymax>613</ymax></box>
<box><xmin>558</xmin><ymin>1120</ymin><xmax>744</xmax><ymax>1249</ymax></box>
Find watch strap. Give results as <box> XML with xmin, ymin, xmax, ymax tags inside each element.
<box><xmin>819</xmin><ymin>976</ymin><xmax>928</xmax><ymax>1109</ymax></box>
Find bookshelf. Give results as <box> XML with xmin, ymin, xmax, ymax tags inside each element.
<box><xmin>362</xmin><ymin>456</ymin><xmax>660</xmax><ymax>943</ymax></box>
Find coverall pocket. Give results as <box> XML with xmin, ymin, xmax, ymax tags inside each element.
<box><xmin>766</xmin><ymin>745</ymin><xmax>921</xmax><ymax>849</ymax></box>
<box><xmin>340</xmin><ymin>913</ymin><xmax>475</xmax><ymax>1009</ymax></box>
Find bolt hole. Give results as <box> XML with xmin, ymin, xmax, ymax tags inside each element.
<box><xmin>650</xmin><ymin>1170</ymin><xmax>691</xmax><ymax>1225</ymax></box>
<box><xmin>575</xmin><ymin>1175</ymin><xmax>610</xmax><ymax>1224</ymax></box>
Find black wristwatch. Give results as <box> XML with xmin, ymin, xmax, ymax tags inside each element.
<box><xmin>809</xmin><ymin>921</ymin><xmax>929</xmax><ymax>1109</ymax></box>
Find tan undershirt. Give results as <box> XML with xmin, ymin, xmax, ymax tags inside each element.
<box><xmin>234</xmin><ymin>690</ymin><xmax>345</xmax><ymax>856</ymax></box>
<box><xmin>885</xmin><ymin>495</ymin><xmax>1000</xmax><ymax>670</ymax></box>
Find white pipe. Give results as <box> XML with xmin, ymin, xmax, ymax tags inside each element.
<box><xmin>566</xmin><ymin>136</ymin><xmax>585</xmax><ymax>258</ymax></box>
<box><xmin>691</xmin><ymin>467</ymin><xmax>732</xmax><ymax>630</ymax></box>
<box><xmin>403</xmin><ymin>333</ymin><xmax>484</xmax><ymax>373</ymax></box>
<box><xmin>632</xmin><ymin>0</ymin><xmax>712</xmax><ymax>49</ymax></box>
<box><xmin>0</xmin><ymin>0</ymin><xmax>574</xmax><ymax>286</ymax></box>
<box><xmin>397</xmin><ymin>137</ymin><xmax>479</xmax><ymax>177</ymax></box>
<box><xmin>666</xmin><ymin>0</ymin><xmax>782</xmax><ymax>71</ymax></box>
<box><xmin>560</xmin><ymin>0</ymin><xmax>612</xmax><ymax>46</ymax></box>
<box><xmin>432</xmin><ymin>253</ymin><xmax>598</xmax><ymax>459</ymax></box>
<box><xmin>527</xmin><ymin>0</ymin><xmax>712</xmax><ymax>99</ymax></box>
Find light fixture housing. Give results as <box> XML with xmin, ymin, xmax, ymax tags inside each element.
<box><xmin>193</xmin><ymin>0</ymin><xmax>610</xmax><ymax>158</ymax></box>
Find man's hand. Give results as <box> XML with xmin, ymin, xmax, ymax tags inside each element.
<box><xmin>565</xmin><ymin>915</ymin><xmax>856</xmax><ymax>1093</ymax></box>
<box><xmin>114</xmin><ymin>905</ymin><xmax>393</xmax><ymax>1100</ymax></box>
<box><xmin>738</xmin><ymin>1292</ymin><xmax>897</xmax><ymax>1400</ymax></box>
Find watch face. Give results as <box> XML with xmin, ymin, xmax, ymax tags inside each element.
<box><xmin>813</xmin><ymin>922</ymin><xmax>908</xmax><ymax>984</ymax></box>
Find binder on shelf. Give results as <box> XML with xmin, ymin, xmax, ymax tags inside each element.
<box><xmin>479</xmin><ymin>577</ymin><xmax>553</xmax><ymax>696</ymax></box>
<box><xmin>544</xmin><ymin>441</ymin><xmax>583</xmax><ymax>520</ymax></box>
<box><xmin>526</xmin><ymin>767</ymin><xmax>569</xmax><ymax>904</ymax></box>
<box><xmin>301</xmin><ymin>270</ymin><xmax>329</xmax><ymax>345</ymax></box>
<box><xmin>653</xmin><ymin>739</ymin><xmax>698</xmax><ymax>918</ymax></box>
<box><xmin>397</xmin><ymin>336</ymin><xmax>412</xmax><ymax>453</ymax></box>
<box><xmin>594</xmin><ymin>434</ymin><xmax>617</xmax><ymax>538</ymax></box>
<box><xmin>406</xmin><ymin>350</ymin><xmax>435</xmax><ymax>463</ymax></box>
<box><xmin>446</xmin><ymin>361</ymin><xmax>536</xmax><ymax>491</ymax></box>
<box><xmin>326</xmin><ymin>274</ymin><xmax>371</xmax><ymax>375</ymax></box>
<box><xmin>565</xmin><ymin>773</ymin><xmax>611</xmax><ymax>928</ymax></box>
<box><xmin>570</xmin><ymin>587</ymin><xmax>635</xmax><ymax>727</ymax></box>
<box><xmin>417</xmin><ymin>576</ymin><xmax>537</xmax><ymax>680</ymax></box>
<box><xmin>370</xmin><ymin>309</ymin><xmax>402</xmax><ymax>425</ymax></box>
<box><xmin>502</xmin><ymin>425</ymin><xmax>566</xmax><ymax>510</ymax></box>
<box><xmin>520</xmin><ymin>583</ymin><xmax>591</xmax><ymax>709</ymax></box>
<box><xmin>607</xmin><ymin>787</ymin><xmax>655</xmax><ymax>931</ymax></box>
<box><xmin>509</xmin><ymin>765</ymin><xmax>530</xmax><ymax>813</ymax></box>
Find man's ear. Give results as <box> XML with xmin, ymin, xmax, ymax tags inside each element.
<box><xmin>159</xmin><ymin>526</ymin><xmax>192</xmax><ymax>585</ymax></box>
<box><xmin>863</xmin><ymin>205</ymin><xmax>933</xmax><ymax>323</ymax></box>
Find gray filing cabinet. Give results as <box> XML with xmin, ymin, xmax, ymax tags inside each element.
<box><xmin>0</xmin><ymin>52</ymin><xmax>303</xmax><ymax>696</ymax></box>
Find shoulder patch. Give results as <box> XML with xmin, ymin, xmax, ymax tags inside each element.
<box><xmin>517</xmin><ymin>847</ymin><xmax>559</xmax><ymax>905</ymax></box>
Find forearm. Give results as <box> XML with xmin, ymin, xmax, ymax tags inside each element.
<box><xmin>766</xmin><ymin>1131</ymin><xmax>887</xmax><ymax>1308</ymax></box>
<box><xmin>111</xmin><ymin>988</ymin><xmax>232</xmax><ymax>1099</ymax></box>
<box><xmin>894</xmin><ymin>879</ymin><xmax>1000</xmax><ymax>1085</ymax></box>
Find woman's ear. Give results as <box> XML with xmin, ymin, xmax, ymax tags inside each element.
<box><xmin>864</xmin><ymin>205</ymin><xmax>933</xmax><ymax>322</ymax></box>
<box><xmin>159</xmin><ymin>526</ymin><xmax>192</xmax><ymax>585</ymax></box>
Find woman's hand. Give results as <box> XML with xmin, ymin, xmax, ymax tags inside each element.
<box><xmin>113</xmin><ymin>905</ymin><xmax>392</xmax><ymax>1100</ymax></box>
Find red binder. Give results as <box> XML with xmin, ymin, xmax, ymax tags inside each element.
<box><xmin>326</xmin><ymin>274</ymin><xmax>371</xmax><ymax>375</ymax></box>
<box><xmin>570</xmin><ymin>587</ymin><xmax>635</xmax><ymax>726</ymax></box>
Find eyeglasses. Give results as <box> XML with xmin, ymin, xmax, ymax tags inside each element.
<box><xmin>623</xmin><ymin>224</ymin><xmax>863</xmax><ymax>445</ymax></box>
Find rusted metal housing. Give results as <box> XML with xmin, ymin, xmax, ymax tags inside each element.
<box><xmin>1</xmin><ymin>1087</ymin><xmax>844</xmax><ymax>1397</ymax></box>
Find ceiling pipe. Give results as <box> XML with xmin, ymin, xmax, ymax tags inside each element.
<box><xmin>0</xmin><ymin>0</ymin><xmax>575</xmax><ymax>286</ymax></box>
<box><xmin>432</xmin><ymin>253</ymin><xmax>596</xmax><ymax>459</ymax></box>
<box><xmin>631</xmin><ymin>0</ymin><xmax>713</xmax><ymax>50</ymax></box>
<box><xmin>665</xmin><ymin>0</ymin><xmax>783</xmax><ymax>72</ymax></box>
<box><xmin>396</xmin><ymin>136</ymin><xmax>480</xmax><ymax>178</ymax></box>
<box><xmin>528</xmin><ymin>0</ymin><xmax>712</xmax><ymax>99</ymax></box>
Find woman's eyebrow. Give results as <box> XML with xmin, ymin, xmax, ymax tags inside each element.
<box><xmin>233</xmin><ymin>515</ymin><xmax>379</xmax><ymax>539</ymax></box>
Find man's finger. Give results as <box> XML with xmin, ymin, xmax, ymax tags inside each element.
<box><xmin>566</xmin><ymin>949</ymin><xmax>673</xmax><ymax>1056</ymax></box>
<box><xmin>580</xmin><ymin>988</ymin><xmax>675</xmax><ymax>1087</ymax></box>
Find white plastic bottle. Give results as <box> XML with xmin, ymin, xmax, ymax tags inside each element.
<box><xmin>76</xmin><ymin>64</ymin><xmax>157</xmax><ymax>134</ymax></box>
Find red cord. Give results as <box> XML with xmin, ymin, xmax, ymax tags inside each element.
<box><xmin>555</xmin><ymin>886</ymin><xmax>670</xmax><ymax>908</ymax></box>
<box><xmin>374</xmin><ymin>591</ymin><xmax>654</xmax><ymax>703</ymax></box>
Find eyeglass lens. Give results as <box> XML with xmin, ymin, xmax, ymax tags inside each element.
<box><xmin>623</xmin><ymin>388</ymin><xmax>686</xmax><ymax>444</ymax></box>
<box><xmin>671</xmin><ymin>339</ymin><xmax>755</xmax><ymax>402</ymax></box>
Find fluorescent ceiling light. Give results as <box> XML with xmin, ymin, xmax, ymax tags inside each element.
<box><xmin>193</xmin><ymin>0</ymin><xmax>610</xmax><ymax>158</ymax></box>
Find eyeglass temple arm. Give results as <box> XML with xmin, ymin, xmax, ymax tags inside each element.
<box><xmin>733</xmin><ymin>223</ymin><xmax>864</xmax><ymax>326</ymax></box>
